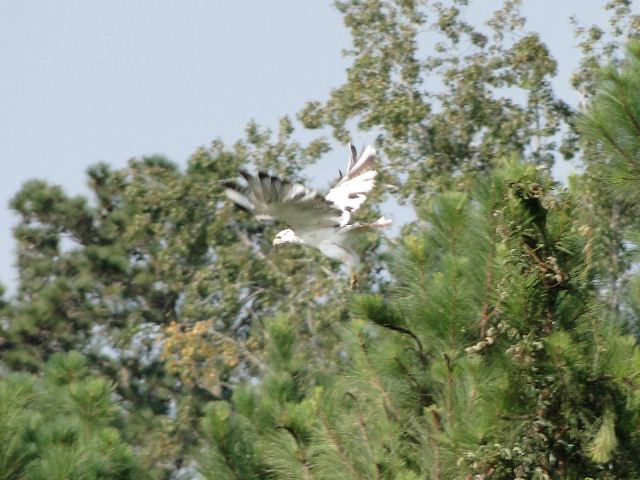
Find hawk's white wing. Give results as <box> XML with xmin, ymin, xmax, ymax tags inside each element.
<box><xmin>224</xmin><ymin>171</ymin><xmax>345</xmax><ymax>231</ymax></box>
<box><xmin>325</xmin><ymin>144</ymin><xmax>378</xmax><ymax>225</ymax></box>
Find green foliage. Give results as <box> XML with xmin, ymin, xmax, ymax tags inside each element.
<box><xmin>571</xmin><ymin>0</ymin><xmax>640</xmax><ymax>97</ymax></box>
<box><xmin>196</xmin><ymin>160</ymin><xmax>640</xmax><ymax>479</ymax></box>
<box><xmin>198</xmin><ymin>401</ymin><xmax>261</xmax><ymax>479</ymax></box>
<box><xmin>299</xmin><ymin>0</ymin><xmax>571</xmax><ymax>200</ymax></box>
<box><xmin>339</xmin><ymin>162</ymin><xmax>640</xmax><ymax>478</ymax></box>
<box><xmin>573</xmin><ymin>37</ymin><xmax>640</xmax><ymax>327</ymax></box>
<box><xmin>2</xmin><ymin>120</ymin><xmax>352</xmax><ymax>476</ymax></box>
<box><xmin>0</xmin><ymin>352</ymin><xmax>145</xmax><ymax>480</ymax></box>
<box><xmin>2</xmin><ymin>1</ymin><xmax>640</xmax><ymax>478</ymax></box>
<box><xmin>577</xmin><ymin>41</ymin><xmax>640</xmax><ymax>202</ymax></box>
<box><xmin>198</xmin><ymin>316</ymin><xmax>323</xmax><ymax>479</ymax></box>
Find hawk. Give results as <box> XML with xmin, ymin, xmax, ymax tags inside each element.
<box><xmin>224</xmin><ymin>144</ymin><xmax>392</xmax><ymax>288</ymax></box>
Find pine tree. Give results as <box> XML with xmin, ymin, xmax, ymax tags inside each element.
<box><xmin>198</xmin><ymin>315</ymin><xmax>323</xmax><ymax>479</ymax></box>
<box><xmin>2</xmin><ymin>120</ymin><xmax>354</xmax><ymax>477</ymax></box>
<box><xmin>0</xmin><ymin>351</ymin><xmax>146</xmax><ymax>480</ymax></box>
<box><xmin>569</xmin><ymin>4</ymin><xmax>640</xmax><ymax>322</ymax></box>
<box><xmin>574</xmin><ymin>41</ymin><xmax>640</xmax><ymax>330</ymax></box>
<box><xmin>2</xmin><ymin>1</ymin><xmax>640</xmax><ymax>477</ymax></box>
<box><xmin>351</xmin><ymin>160</ymin><xmax>640</xmax><ymax>478</ymax></box>
<box><xmin>198</xmin><ymin>160</ymin><xmax>640</xmax><ymax>479</ymax></box>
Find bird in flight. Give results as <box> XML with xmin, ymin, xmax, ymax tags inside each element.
<box><xmin>224</xmin><ymin>144</ymin><xmax>391</xmax><ymax>288</ymax></box>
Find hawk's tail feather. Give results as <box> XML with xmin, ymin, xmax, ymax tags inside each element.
<box><xmin>224</xmin><ymin>184</ymin><xmax>255</xmax><ymax>212</ymax></box>
<box><xmin>227</xmin><ymin>170</ymin><xmax>328</xmax><ymax>212</ymax></box>
<box><xmin>257</xmin><ymin>171</ymin><xmax>272</xmax><ymax>202</ymax></box>
<box><xmin>270</xmin><ymin>176</ymin><xmax>283</xmax><ymax>201</ymax></box>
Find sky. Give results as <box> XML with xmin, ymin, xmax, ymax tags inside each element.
<box><xmin>0</xmin><ymin>1</ymin><xmax>613</xmax><ymax>291</ymax></box>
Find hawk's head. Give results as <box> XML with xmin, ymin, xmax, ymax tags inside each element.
<box><xmin>273</xmin><ymin>228</ymin><xmax>301</xmax><ymax>246</ymax></box>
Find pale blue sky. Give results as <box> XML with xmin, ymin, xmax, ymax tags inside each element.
<box><xmin>0</xmin><ymin>1</ymin><xmax>613</xmax><ymax>290</ymax></box>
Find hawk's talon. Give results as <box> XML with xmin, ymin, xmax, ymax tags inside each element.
<box><xmin>350</xmin><ymin>273</ymin><xmax>358</xmax><ymax>290</ymax></box>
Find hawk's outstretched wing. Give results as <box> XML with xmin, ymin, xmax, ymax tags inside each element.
<box><xmin>224</xmin><ymin>171</ymin><xmax>345</xmax><ymax>231</ymax></box>
<box><xmin>325</xmin><ymin>145</ymin><xmax>378</xmax><ymax>223</ymax></box>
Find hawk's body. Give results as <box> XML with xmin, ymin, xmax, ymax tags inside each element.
<box><xmin>224</xmin><ymin>144</ymin><xmax>391</xmax><ymax>284</ymax></box>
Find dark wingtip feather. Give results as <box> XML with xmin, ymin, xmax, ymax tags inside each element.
<box><xmin>348</xmin><ymin>144</ymin><xmax>358</xmax><ymax>171</ymax></box>
<box><xmin>233</xmin><ymin>204</ymin><xmax>252</xmax><ymax>214</ymax></box>
<box><xmin>258</xmin><ymin>172</ymin><xmax>273</xmax><ymax>203</ymax></box>
<box><xmin>239</xmin><ymin>170</ymin><xmax>253</xmax><ymax>182</ymax></box>
<box><xmin>223</xmin><ymin>180</ymin><xmax>240</xmax><ymax>190</ymax></box>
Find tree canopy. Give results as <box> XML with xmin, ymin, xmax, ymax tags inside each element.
<box><xmin>1</xmin><ymin>1</ymin><xmax>640</xmax><ymax>478</ymax></box>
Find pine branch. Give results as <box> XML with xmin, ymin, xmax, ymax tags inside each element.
<box><xmin>318</xmin><ymin>412</ymin><xmax>368</xmax><ymax>480</ymax></box>
<box><xmin>595</xmin><ymin>122</ymin><xmax>638</xmax><ymax>166</ymax></box>
<box><xmin>275</xmin><ymin>425</ymin><xmax>316</xmax><ymax>480</ymax></box>
<box><xmin>479</xmin><ymin>247</ymin><xmax>495</xmax><ymax>339</ymax></box>
<box><xmin>343</xmin><ymin>392</ymin><xmax>382</xmax><ymax>479</ymax></box>
<box><xmin>377</xmin><ymin>321</ymin><xmax>425</xmax><ymax>353</ymax></box>
<box><xmin>357</xmin><ymin>332</ymin><xmax>401</xmax><ymax>422</ymax></box>
<box><xmin>616</xmin><ymin>80</ymin><xmax>640</xmax><ymax>137</ymax></box>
